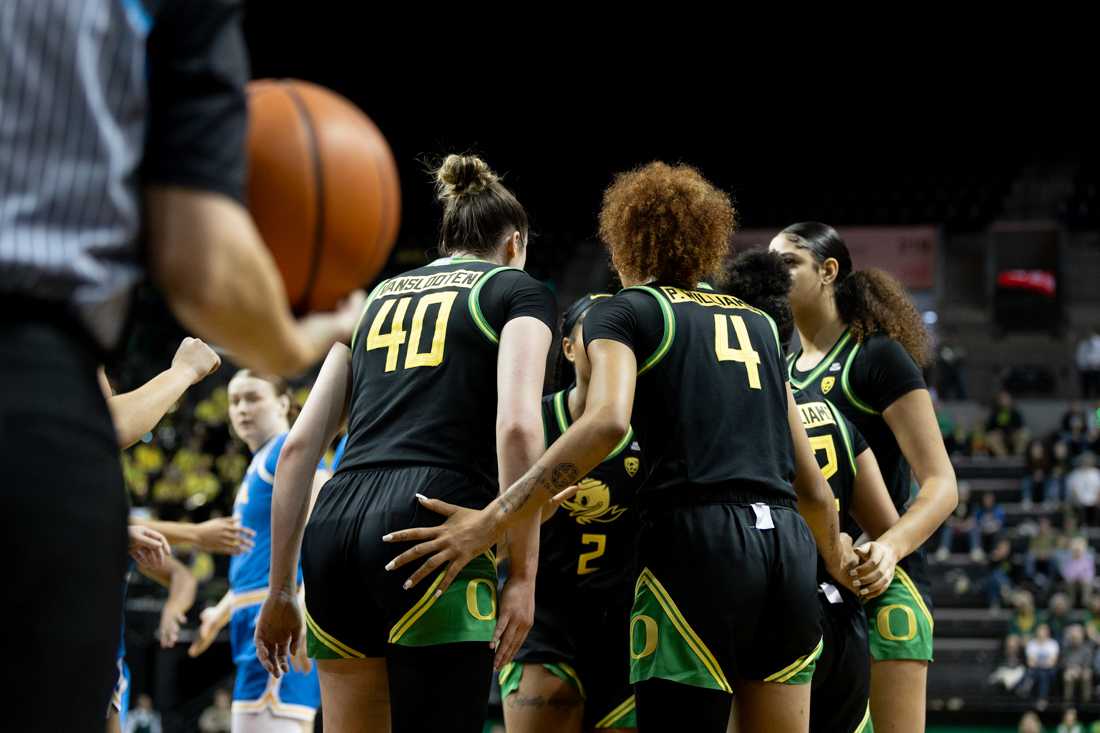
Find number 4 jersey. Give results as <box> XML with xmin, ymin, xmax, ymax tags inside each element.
<box><xmin>583</xmin><ymin>284</ymin><xmax>795</xmax><ymax>501</ymax></box>
<box><xmin>339</xmin><ymin>256</ymin><xmax>556</xmax><ymax>493</ymax></box>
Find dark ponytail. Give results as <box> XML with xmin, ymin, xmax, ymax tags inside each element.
<box><xmin>726</xmin><ymin>249</ymin><xmax>794</xmax><ymax>345</ymax></box>
<box><xmin>780</xmin><ymin>222</ymin><xmax>930</xmax><ymax>366</ymax></box>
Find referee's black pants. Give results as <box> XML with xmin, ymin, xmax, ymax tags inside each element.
<box><xmin>0</xmin><ymin>309</ymin><xmax>128</xmax><ymax>732</ymax></box>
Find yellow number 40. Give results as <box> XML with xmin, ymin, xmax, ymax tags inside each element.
<box><xmin>714</xmin><ymin>314</ymin><xmax>761</xmax><ymax>389</ymax></box>
<box><xmin>366</xmin><ymin>292</ymin><xmax>457</xmax><ymax>372</ymax></box>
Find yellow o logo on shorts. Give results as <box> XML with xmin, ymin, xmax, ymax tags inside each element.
<box><xmin>876</xmin><ymin>603</ymin><xmax>918</xmax><ymax>642</ymax></box>
<box><xmin>630</xmin><ymin>614</ymin><xmax>659</xmax><ymax>660</ymax></box>
<box><xmin>465</xmin><ymin>579</ymin><xmax>496</xmax><ymax>621</ymax></box>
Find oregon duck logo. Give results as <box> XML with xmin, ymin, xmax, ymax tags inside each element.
<box><xmin>821</xmin><ymin>376</ymin><xmax>836</xmax><ymax>394</ymax></box>
<box><xmin>624</xmin><ymin>457</ymin><xmax>640</xmax><ymax>477</ymax></box>
<box><xmin>562</xmin><ymin>478</ymin><xmax>628</xmax><ymax>524</ymax></box>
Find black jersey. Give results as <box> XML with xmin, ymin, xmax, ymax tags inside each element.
<box><xmin>788</xmin><ymin>330</ymin><xmax>925</xmax><ymax>528</ymax></box>
<box><xmin>339</xmin><ymin>256</ymin><xmax>556</xmax><ymax>493</ymax></box>
<box><xmin>584</xmin><ymin>284</ymin><xmax>794</xmax><ymax>501</ymax></box>
<box><xmin>794</xmin><ymin>388</ymin><xmax>868</xmax><ymax>599</ymax></box>
<box><xmin>537</xmin><ymin>388</ymin><xmax>642</xmax><ymax>597</ymax></box>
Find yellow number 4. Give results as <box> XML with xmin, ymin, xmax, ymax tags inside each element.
<box><xmin>366</xmin><ymin>293</ymin><xmax>457</xmax><ymax>372</ymax></box>
<box><xmin>714</xmin><ymin>314</ymin><xmax>761</xmax><ymax>389</ymax></box>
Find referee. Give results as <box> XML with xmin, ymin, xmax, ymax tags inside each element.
<box><xmin>0</xmin><ymin>2</ymin><xmax>358</xmax><ymax>729</ymax></box>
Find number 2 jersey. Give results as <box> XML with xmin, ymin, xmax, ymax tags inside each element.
<box><xmin>583</xmin><ymin>284</ymin><xmax>795</xmax><ymax>501</ymax></box>
<box><xmin>337</xmin><ymin>256</ymin><xmax>556</xmax><ymax>497</ymax></box>
<box><xmin>538</xmin><ymin>388</ymin><xmax>643</xmax><ymax>597</ymax></box>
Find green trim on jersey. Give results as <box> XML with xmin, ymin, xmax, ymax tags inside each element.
<box><xmin>760</xmin><ymin>310</ymin><xmax>782</xmax><ymax>354</ymax></box>
<box><xmin>349</xmin><ymin>279</ymin><xmax>389</xmax><ymax>351</ymax></box>
<box><xmin>629</xmin><ymin>567</ymin><xmax>731</xmax><ymax>692</ymax></box>
<box><xmin>468</xmin><ymin>266</ymin><xmax>520</xmax><ymax>344</ymax></box>
<box><xmin>696</xmin><ymin>281</ymin><xmax>715</xmax><ymax>291</ymax></box>
<box><xmin>840</xmin><ymin>342</ymin><xmax>879</xmax><ymax>415</ymax></box>
<box><xmin>788</xmin><ymin>329</ymin><xmax>852</xmax><ymax>389</ymax></box>
<box><xmin>825</xmin><ymin>399</ymin><xmax>859</xmax><ymax>478</ymax></box>
<box><xmin>623</xmin><ymin>285</ymin><xmax>676</xmax><ymax>375</ymax></box>
<box><xmin>552</xmin><ymin>389</ymin><xmax>635</xmax><ymax>462</ymax></box>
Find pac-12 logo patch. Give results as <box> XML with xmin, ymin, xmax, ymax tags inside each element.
<box><xmin>821</xmin><ymin>376</ymin><xmax>836</xmax><ymax>394</ymax></box>
<box><xmin>624</xmin><ymin>457</ymin><xmax>640</xmax><ymax>477</ymax></box>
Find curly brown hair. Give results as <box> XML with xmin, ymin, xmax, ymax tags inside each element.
<box><xmin>599</xmin><ymin>162</ymin><xmax>734</xmax><ymax>287</ymax></box>
<box><xmin>836</xmin><ymin>269</ymin><xmax>931</xmax><ymax>367</ymax></box>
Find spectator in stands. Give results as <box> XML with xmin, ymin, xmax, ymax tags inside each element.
<box><xmin>1027</xmin><ymin>623</ymin><xmax>1060</xmax><ymax>709</ymax></box>
<box><xmin>198</xmin><ymin>688</ymin><xmax>231</xmax><ymax>733</ymax></box>
<box><xmin>1011</xmin><ymin>590</ymin><xmax>1040</xmax><ymax>640</ymax></box>
<box><xmin>1062</xmin><ymin>625</ymin><xmax>1094</xmax><ymax>704</ymax></box>
<box><xmin>1064</xmin><ymin>412</ymin><xmax>1094</xmax><ymax>457</ymax></box>
<box><xmin>937</xmin><ymin>481</ymin><xmax>978</xmax><ymax>561</ymax></box>
<box><xmin>123</xmin><ymin>694</ymin><xmax>162</xmax><ymax>733</ymax></box>
<box><xmin>987</xmin><ymin>537</ymin><xmax>1016</xmax><ymax>609</ymax></box>
<box><xmin>1053</xmin><ymin>441</ymin><xmax>1074</xmax><ymax>503</ymax></box>
<box><xmin>1027</xmin><ymin>516</ymin><xmax>1061</xmax><ymax>585</ymax></box>
<box><xmin>1024</xmin><ymin>440</ymin><xmax>1059</xmax><ymax>507</ymax></box>
<box><xmin>1076</xmin><ymin>329</ymin><xmax>1100</xmax><ymax>399</ymax></box>
<box><xmin>988</xmin><ymin>389</ymin><xmax>1029</xmax><ymax>457</ymax></box>
<box><xmin>1069</xmin><ymin>453</ymin><xmax>1100</xmax><ymax>525</ymax></box>
<box><xmin>1060</xmin><ymin>537</ymin><xmax>1096</xmax><ymax>608</ymax></box>
<box><xmin>1060</xmin><ymin>707</ymin><xmax>1085</xmax><ymax>733</ymax></box>
<box><xmin>1018</xmin><ymin>711</ymin><xmax>1043</xmax><ymax>733</ymax></box>
<box><xmin>1084</xmin><ymin>595</ymin><xmax>1100</xmax><ymax>644</ymax></box>
<box><xmin>1065</xmin><ymin>402</ymin><xmax>1091</xmax><ymax>434</ymax></box>
<box><xmin>1044</xmin><ymin>593</ymin><xmax>1076</xmax><ymax>644</ymax></box>
<box><xmin>991</xmin><ymin>634</ymin><xmax>1028</xmax><ymax>694</ymax></box>
<box><xmin>977</xmin><ymin>491</ymin><xmax>1007</xmax><ymax>554</ymax></box>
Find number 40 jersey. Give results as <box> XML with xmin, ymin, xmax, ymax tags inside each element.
<box><xmin>339</xmin><ymin>256</ymin><xmax>556</xmax><ymax>493</ymax></box>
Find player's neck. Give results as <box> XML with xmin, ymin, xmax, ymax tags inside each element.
<box><xmin>796</xmin><ymin>300</ymin><xmax>847</xmax><ymax>360</ymax></box>
<box><xmin>449</xmin><ymin>249</ymin><xmax>505</xmax><ymax>266</ymax></box>
<box><xmin>568</xmin><ymin>382</ymin><xmax>587</xmax><ymax>422</ymax></box>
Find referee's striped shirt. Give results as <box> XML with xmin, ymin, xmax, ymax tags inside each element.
<box><xmin>0</xmin><ymin>0</ymin><xmax>248</xmax><ymax>352</ymax></box>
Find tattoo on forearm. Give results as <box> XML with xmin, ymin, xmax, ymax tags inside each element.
<box><xmin>499</xmin><ymin>462</ymin><xmax>581</xmax><ymax>517</ymax></box>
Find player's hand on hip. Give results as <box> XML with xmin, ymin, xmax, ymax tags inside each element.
<box><xmin>492</xmin><ymin>575</ymin><xmax>535</xmax><ymax>671</ymax></box>
<box><xmin>382</xmin><ymin>494</ymin><xmax>501</xmax><ymax>594</ymax></box>
<box><xmin>254</xmin><ymin>589</ymin><xmax>304</xmax><ymax>679</ymax></box>
<box><xmin>172</xmin><ymin>337</ymin><xmax>221</xmax><ymax>384</ymax></box>
<box><xmin>197</xmin><ymin>516</ymin><xmax>256</xmax><ymax>555</ymax></box>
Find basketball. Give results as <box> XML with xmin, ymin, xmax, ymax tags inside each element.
<box><xmin>246</xmin><ymin>79</ymin><xmax>400</xmax><ymax>313</ymax></box>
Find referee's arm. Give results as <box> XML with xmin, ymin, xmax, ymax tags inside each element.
<box><xmin>143</xmin><ymin>0</ymin><xmax>351</xmax><ymax>376</ymax></box>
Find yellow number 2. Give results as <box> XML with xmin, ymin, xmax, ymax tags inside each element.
<box><xmin>577</xmin><ymin>533</ymin><xmax>606</xmax><ymax>575</ymax></box>
<box><xmin>366</xmin><ymin>293</ymin><xmax>457</xmax><ymax>372</ymax></box>
<box><xmin>714</xmin><ymin>314</ymin><xmax>761</xmax><ymax>389</ymax></box>
<box><xmin>809</xmin><ymin>434</ymin><xmax>839</xmax><ymax>481</ymax></box>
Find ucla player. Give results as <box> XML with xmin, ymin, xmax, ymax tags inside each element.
<box><xmin>253</xmin><ymin>154</ymin><xmax>555</xmax><ymax>733</ymax></box>
<box><xmin>772</xmin><ymin>223</ymin><xmax>957</xmax><ymax>733</ymax></box>
<box><xmin>500</xmin><ymin>294</ymin><xmax>643</xmax><ymax>733</ymax></box>
<box><xmin>189</xmin><ymin>370</ymin><xmax>321</xmax><ymax>732</ymax></box>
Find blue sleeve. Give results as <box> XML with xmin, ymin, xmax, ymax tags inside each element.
<box><xmin>264</xmin><ymin>433</ymin><xmax>289</xmax><ymax>476</ymax></box>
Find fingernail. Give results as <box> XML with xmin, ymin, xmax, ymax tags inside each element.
<box><xmin>849</xmin><ymin>570</ymin><xmax>858</xmax><ymax>576</ymax></box>
<box><xmin>416</xmin><ymin>493</ymin><xmax>428</xmax><ymax>502</ymax></box>
<box><xmin>403</xmin><ymin>580</ymin><xmax>411</xmax><ymax>590</ymax></box>
<box><xmin>861</xmin><ymin>589</ymin><xmax>868</xmax><ymax>595</ymax></box>
<box><xmin>382</xmin><ymin>534</ymin><xmax>393</xmax><ymax>542</ymax></box>
<box><xmin>385</xmin><ymin>561</ymin><xmax>395</xmax><ymax>571</ymax></box>
<box><xmin>853</xmin><ymin>580</ymin><xmax>861</xmax><ymax>587</ymax></box>
<box><xmin>435</xmin><ymin>589</ymin><xmax>443</xmax><ymax>599</ymax></box>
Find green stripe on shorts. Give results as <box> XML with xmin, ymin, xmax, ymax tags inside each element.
<box><xmin>629</xmin><ymin>567</ymin><xmax>731</xmax><ymax>692</ymax></box>
<box><xmin>389</xmin><ymin>552</ymin><xmax>498</xmax><ymax>647</ymax></box>
<box><xmin>594</xmin><ymin>695</ymin><xmax>637</xmax><ymax>729</ymax></box>
<box><xmin>865</xmin><ymin>567</ymin><xmax>934</xmax><ymax>662</ymax></box>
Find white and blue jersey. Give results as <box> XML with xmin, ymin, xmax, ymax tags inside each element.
<box><xmin>110</xmin><ymin>563</ymin><xmax>134</xmax><ymax>723</ymax></box>
<box><xmin>229</xmin><ymin>433</ymin><xmax>320</xmax><ymax>720</ymax></box>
